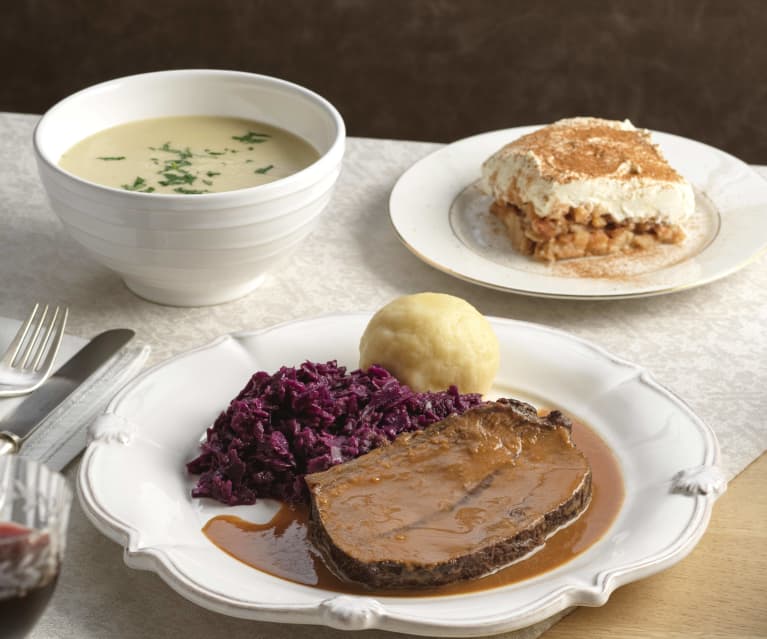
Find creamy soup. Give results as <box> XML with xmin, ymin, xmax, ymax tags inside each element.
<box><xmin>58</xmin><ymin>116</ymin><xmax>320</xmax><ymax>194</ymax></box>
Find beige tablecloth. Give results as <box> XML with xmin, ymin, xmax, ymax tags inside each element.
<box><xmin>1</xmin><ymin>112</ymin><xmax>765</xmax><ymax>639</ymax></box>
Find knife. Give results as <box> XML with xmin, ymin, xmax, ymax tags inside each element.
<box><xmin>0</xmin><ymin>328</ymin><xmax>135</xmax><ymax>455</ymax></box>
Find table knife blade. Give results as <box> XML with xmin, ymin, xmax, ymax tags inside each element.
<box><xmin>0</xmin><ymin>328</ymin><xmax>135</xmax><ymax>453</ymax></box>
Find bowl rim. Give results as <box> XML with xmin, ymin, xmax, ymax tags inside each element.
<box><xmin>33</xmin><ymin>68</ymin><xmax>346</xmax><ymax>207</ymax></box>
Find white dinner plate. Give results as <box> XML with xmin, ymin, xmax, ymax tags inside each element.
<box><xmin>389</xmin><ymin>126</ymin><xmax>767</xmax><ymax>299</ymax></box>
<box><xmin>78</xmin><ymin>314</ymin><xmax>725</xmax><ymax>636</ymax></box>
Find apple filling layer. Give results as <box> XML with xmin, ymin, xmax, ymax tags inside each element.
<box><xmin>491</xmin><ymin>201</ymin><xmax>686</xmax><ymax>262</ymax></box>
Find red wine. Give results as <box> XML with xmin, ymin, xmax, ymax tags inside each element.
<box><xmin>0</xmin><ymin>522</ymin><xmax>59</xmax><ymax>639</ymax></box>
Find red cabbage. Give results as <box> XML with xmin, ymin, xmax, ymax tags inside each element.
<box><xmin>187</xmin><ymin>361</ymin><xmax>483</xmax><ymax>505</ymax></box>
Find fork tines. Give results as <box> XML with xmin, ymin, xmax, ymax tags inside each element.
<box><xmin>4</xmin><ymin>304</ymin><xmax>69</xmax><ymax>372</ymax></box>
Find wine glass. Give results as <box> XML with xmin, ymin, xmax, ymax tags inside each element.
<box><xmin>0</xmin><ymin>456</ymin><xmax>72</xmax><ymax>639</ymax></box>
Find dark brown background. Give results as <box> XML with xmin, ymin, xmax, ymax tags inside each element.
<box><xmin>2</xmin><ymin>0</ymin><xmax>766</xmax><ymax>162</ymax></box>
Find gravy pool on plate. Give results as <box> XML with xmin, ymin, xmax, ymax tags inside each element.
<box><xmin>203</xmin><ymin>417</ymin><xmax>623</xmax><ymax>595</ymax></box>
<box><xmin>58</xmin><ymin>115</ymin><xmax>320</xmax><ymax>194</ymax></box>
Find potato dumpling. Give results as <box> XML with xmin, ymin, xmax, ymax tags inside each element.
<box><xmin>359</xmin><ymin>292</ymin><xmax>500</xmax><ymax>395</ymax></box>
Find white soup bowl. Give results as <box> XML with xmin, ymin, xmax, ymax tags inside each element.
<box><xmin>33</xmin><ymin>69</ymin><xmax>345</xmax><ymax>306</ymax></box>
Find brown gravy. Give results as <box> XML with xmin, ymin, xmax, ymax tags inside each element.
<box><xmin>202</xmin><ymin>420</ymin><xmax>623</xmax><ymax>596</ymax></box>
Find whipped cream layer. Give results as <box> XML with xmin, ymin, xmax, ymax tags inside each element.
<box><xmin>481</xmin><ymin>118</ymin><xmax>695</xmax><ymax>225</ymax></box>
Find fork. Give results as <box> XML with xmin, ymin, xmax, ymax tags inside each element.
<box><xmin>0</xmin><ymin>304</ymin><xmax>69</xmax><ymax>398</ymax></box>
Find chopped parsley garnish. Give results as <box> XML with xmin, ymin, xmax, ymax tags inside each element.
<box><xmin>232</xmin><ymin>131</ymin><xmax>271</xmax><ymax>144</ymax></box>
<box><xmin>165</xmin><ymin>159</ymin><xmax>192</xmax><ymax>171</ymax></box>
<box><xmin>144</xmin><ymin>141</ymin><xmax>201</xmax><ymax>188</ymax></box>
<box><xmin>97</xmin><ymin>156</ymin><xmax>126</xmax><ymax>161</ymax></box>
<box><xmin>121</xmin><ymin>176</ymin><xmax>155</xmax><ymax>193</ymax></box>
<box><xmin>151</xmin><ymin>142</ymin><xmax>193</xmax><ymax>160</ymax></box>
<box><xmin>113</xmin><ymin>129</ymin><xmax>281</xmax><ymax>194</ymax></box>
<box><xmin>159</xmin><ymin>172</ymin><xmax>196</xmax><ymax>187</ymax></box>
<box><xmin>174</xmin><ymin>187</ymin><xmax>207</xmax><ymax>194</ymax></box>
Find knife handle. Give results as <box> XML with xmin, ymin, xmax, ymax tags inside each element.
<box><xmin>0</xmin><ymin>431</ymin><xmax>21</xmax><ymax>455</ymax></box>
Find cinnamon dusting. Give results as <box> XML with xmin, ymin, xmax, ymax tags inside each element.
<box><xmin>500</xmin><ymin>117</ymin><xmax>684</xmax><ymax>184</ymax></box>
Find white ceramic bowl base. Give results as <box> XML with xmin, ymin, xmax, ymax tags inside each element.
<box><xmin>123</xmin><ymin>274</ymin><xmax>265</xmax><ymax>307</ymax></box>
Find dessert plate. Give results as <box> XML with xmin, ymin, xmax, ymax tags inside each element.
<box><xmin>390</xmin><ymin>126</ymin><xmax>767</xmax><ymax>299</ymax></box>
<box><xmin>78</xmin><ymin>313</ymin><xmax>725</xmax><ymax>636</ymax></box>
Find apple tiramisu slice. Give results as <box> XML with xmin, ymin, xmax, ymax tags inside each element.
<box><xmin>481</xmin><ymin>117</ymin><xmax>695</xmax><ymax>262</ymax></box>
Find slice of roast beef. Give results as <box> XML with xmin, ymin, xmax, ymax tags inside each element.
<box><xmin>305</xmin><ymin>398</ymin><xmax>592</xmax><ymax>589</ymax></box>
